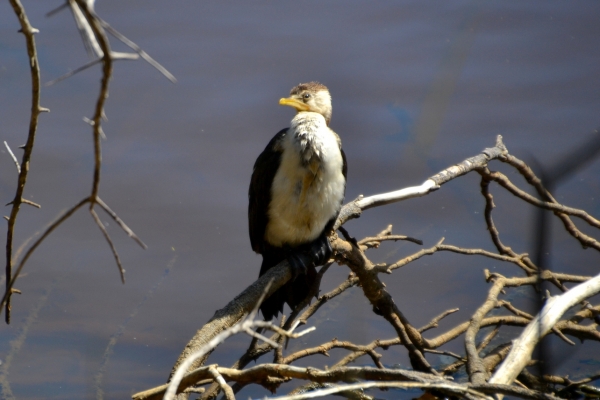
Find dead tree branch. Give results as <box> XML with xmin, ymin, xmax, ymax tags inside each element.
<box><xmin>3</xmin><ymin>0</ymin><xmax>171</xmax><ymax>320</ymax></box>
<box><xmin>5</xmin><ymin>0</ymin><xmax>47</xmax><ymax>323</ymax></box>
<box><xmin>335</xmin><ymin>135</ymin><xmax>508</xmax><ymax>228</ymax></box>
<box><xmin>133</xmin><ymin>134</ymin><xmax>600</xmax><ymax>399</ymax></box>
<box><xmin>490</xmin><ymin>272</ymin><xmax>600</xmax><ymax>386</ymax></box>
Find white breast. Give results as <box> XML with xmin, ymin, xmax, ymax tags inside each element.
<box><xmin>266</xmin><ymin>112</ymin><xmax>345</xmax><ymax>247</ymax></box>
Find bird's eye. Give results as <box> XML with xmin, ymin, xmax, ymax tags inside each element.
<box><xmin>303</xmin><ymin>93</ymin><xmax>311</xmax><ymax>100</ymax></box>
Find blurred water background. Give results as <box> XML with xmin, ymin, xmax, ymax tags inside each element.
<box><xmin>1</xmin><ymin>1</ymin><xmax>599</xmax><ymax>399</ymax></box>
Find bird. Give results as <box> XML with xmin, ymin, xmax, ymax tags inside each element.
<box><xmin>248</xmin><ymin>82</ymin><xmax>347</xmax><ymax>320</ymax></box>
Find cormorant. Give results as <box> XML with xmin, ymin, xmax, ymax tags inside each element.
<box><xmin>248</xmin><ymin>82</ymin><xmax>347</xmax><ymax>320</ymax></box>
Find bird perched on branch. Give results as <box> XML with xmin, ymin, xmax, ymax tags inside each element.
<box><xmin>248</xmin><ymin>82</ymin><xmax>347</xmax><ymax>320</ymax></box>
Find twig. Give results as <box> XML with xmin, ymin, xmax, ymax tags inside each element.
<box><xmin>332</xmin><ymin>237</ymin><xmax>437</xmax><ymax>374</ymax></box>
<box><xmin>335</xmin><ymin>135</ymin><xmax>508</xmax><ymax>228</ymax></box>
<box><xmin>45</xmin><ymin>57</ymin><xmax>102</xmax><ymax>86</ymax></box>
<box><xmin>486</xmin><ymin>170</ymin><xmax>600</xmax><ymax>228</ymax></box>
<box><xmin>96</xmin><ymin>197</ymin><xmax>146</xmax><ymax>249</ymax></box>
<box><xmin>490</xmin><ymin>272</ymin><xmax>600</xmax><ymax>386</ymax></box>
<box><xmin>358</xmin><ymin>235</ymin><xmax>423</xmax><ymax>248</ymax></box>
<box><xmin>89</xmin><ymin>208</ymin><xmax>125</xmax><ymax>283</ymax></box>
<box><xmin>282</xmin><ymin>338</ymin><xmax>384</xmax><ymax>368</ymax></box>
<box><xmin>20</xmin><ymin>199</ymin><xmax>41</xmax><ymax>208</ymax></box>
<box><xmin>423</xmin><ymin>348</ymin><xmax>464</xmax><ymax>360</ymax></box>
<box><xmin>164</xmin><ymin>316</ymin><xmax>314</xmax><ymax>400</ymax></box>
<box><xmin>333</xmin><ymin>337</ymin><xmax>402</xmax><ymax>368</ymax></box>
<box><xmin>207</xmin><ymin>367</ymin><xmax>234</xmax><ymax>400</ymax></box>
<box><xmin>4</xmin><ymin>141</ymin><xmax>21</xmax><ymax>173</ymax></box>
<box><xmin>6</xmin><ymin>0</ymin><xmax>46</xmax><ymax>323</ymax></box>
<box><xmin>136</xmin><ymin>364</ymin><xmax>564</xmax><ymax>400</ymax></box>
<box><xmin>477</xmin><ymin>325</ymin><xmax>501</xmax><ymax>352</ymax></box>
<box><xmin>494</xmin><ymin>155</ymin><xmax>600</xmax><ymax>251</ymax></box>
<box><xmin>96</xmin><ymin>18</ymin><xmax>177</xmax><ymax>83</ymax></box>
<box><xmin>418</xmin><ymin>308</ymin><xmax>460</xmax><ymax>333</ymax></box>
<box><xmin>296</xmin><ymin>274</ymin><xmax>359</xmax><ymax>325</ymax></box>
<box><xmin>75</xmin><ymin>0</ymin><xmax>111</xmax><ymax>205</ymax></box>
<box><xmin>265</xmin><ymin>381</ymin><xmax>490</xmax><ymax>400</ymax></box>
<box><xmin>0</xmin><ymin>198</ymin><xmax>90</xmax><ymax>315</ymax></box>
<box><xmin>478</xmin><ymin>170</ymin><xmax>538</xmax><ymax>274</ymax></box>
<box><xmin>466</xmin><ymin>274</ymin><xmax>536</xmax><ymax>384</ymax></box>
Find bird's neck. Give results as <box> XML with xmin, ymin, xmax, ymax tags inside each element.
<box><xmin>290</xmin><ymin>112</ymin><xmax>328</xmax><ymax>163</ymax></box>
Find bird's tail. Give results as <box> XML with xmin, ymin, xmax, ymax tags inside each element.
<box><xmin>258</xmin><ymin>253</ymin><xmax>317</xmax><ymax>321</ymax></box>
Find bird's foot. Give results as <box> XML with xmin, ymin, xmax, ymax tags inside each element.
<box><xmin>288</xmin><ymin>236</ymin><xmax>332</xmax><ymax>280</ymax></box>
<box><xmin>308</xmin><ymin>235</ymin><xmax>332</xmax><ymax>266</ymax></box>
<box><xmin>288</xmin><ymin>252</ymin><xmax>312</xmax><ymax>280</ymax></box>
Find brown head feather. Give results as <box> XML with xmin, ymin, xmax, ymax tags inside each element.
<box><xmin>290</xmin><ymin>81</ymin><xmax>329</xmax><ymax>96</ymax></box>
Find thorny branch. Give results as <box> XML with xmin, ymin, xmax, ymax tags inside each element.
<box><xmin>3</xmin><ymin>1</ymin><xmax>173</xmax><ymax>321</ymax></box>
<box><xmin>5</xmin><ymin>0</ymin><xmax>47</xmax><ymax>323</ymax></box>
<box><xmin>130</xmin><ymin>135</ymin><xmax>600</xmax><ymax>400</ymax></box>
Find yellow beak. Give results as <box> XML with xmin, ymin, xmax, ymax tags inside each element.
<box><xmin>279</xmin><ymin>97</ymin><xmax>310</xmax><ymax>112</ymax></box>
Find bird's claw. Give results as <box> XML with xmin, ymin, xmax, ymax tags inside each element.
<box><xmin>288</xmin><ymin>236</ymin><xmax>332</xmax><ymax>280</ymax></box>
<box><xmin>309</xmin><ymin>235</ymin><xmax>332</xmax><ymax>266</ymax></box>
<box><xmin>289</xmin><ymin>253</ymin><xmax>311</xmax><ymax>280</ymax></box>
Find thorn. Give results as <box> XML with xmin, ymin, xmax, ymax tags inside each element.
<box><xmin>17</xmin><ymin>27</ymin><xmax>39</xmax><ymax>34</ymax></box>
<box><xmin>10</xmin><ymin>288</ymin><xmax>22</xmax><ymax>295</ymax></box>
<box><xmin>22</xmin><ymin>198</ymin><xmax>41</xmax><ymax>208</ymax></box>
<box><xmin>38</xmin><ymin>107</ymin><xmax>50</xmax><ymax>113</ymax></box>
<box><xmin>18</xmin><ymin>145</ymin><xmax>26</xmax><ymax>149</ymax></box>
<box><xmin>3</xmin><ymin>216</ymin><xmax>9</xmax><ymax>221</ymax></box>
<box><xmin>83</xmin><ymin>117</ymin><xmax>94</xmax><ymax>126</ymax></box>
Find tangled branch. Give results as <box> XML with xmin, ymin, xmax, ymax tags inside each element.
<box><xmin>131</xmin><ymin>134</ymin><xmax>600</xmax><ymax>400</ymax></box>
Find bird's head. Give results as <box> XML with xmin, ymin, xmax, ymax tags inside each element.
<box><xmin>279</xmin><ymin>82</ymin><xmax>332</xmax><ymax>125</ymax></box>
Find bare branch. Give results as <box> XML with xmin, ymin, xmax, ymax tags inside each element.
<box><xmin>96</xmin><ymin>197</ymin><xmax>147</xmax><ymax>249</ymax></box>
<box><xmin>486</xmin><ymin>169</ymin><xmax>600</xmax><ymax>228</ymax></box>
<box><xmin>498</xmin><ymin>155</ymin><xmax>600</xmax><ymax>251</ymax></box>
<box><xmin>20</xmin><ymin>198</ymin><xmax>41</xmax><ymax>208</ymax></box>
<box><xmin>45</xmin><ymin>58</ymin><xmax>102</xmax><ymax>86</ymax></box>
<box><xmin>135</xmin><ymin>363</ymin><xmax>563</xmax><ymax>400</ymax></box>
<box><xmin>418</xmin><ymin>308</ymin><xmax>460</xmax><ymax>333</ymax></box>
<box><xmin>466</xmin><ymin>274</ymin><xmax>537</xmax><ymax>384</ymax></box>
<box><xmin>97</xmin><ymin>18</ymin><xmax>177</xmax><ymax>83</ymax></box>
<box><xmin>164</xmin><ymin>317</ymin><xmax>314</xmax><ymax>400</ymax></box>
<box><xmin>4</xmin><ymin>141</ymin><xmax>21</xmax><ymax>173</ymax></box>
<box><xmin>490</xmin><ymin>272</ymin><xmax>600</xmax><ymax>386</ymax></box>
<box><xmin>74</xmin><ymin>0</ymin><xmax>111</xmax><ymax>205</ymax></box>
<box><xmin>265</xmin><ymin>381</ymin><xmax>491</xmax><ymax>400</ymax></box>
<box><xmin>1</xmin><ymin>197</ymin><xmax>90</xmax><ymax>316</ymax></box>
<box><xmin>207</xmin><ymin>367</ymin><xmax>234</xmax><ymax>400</ymax></box>
<box><xmin>6</xmin><ymin>0</ymin><xmax>46</xmax><ymax>322</ymax></box>
<box><xmin>168</xmin><ymin>258</ymin><xmax>294</xmax><ymax>377</ymax></box>
<box><xmin>89</xmin><ymin>208</ymin><xmax>125</xmax><ymax>283</ymax></box>
<box><xmin>335</xmin><ymin>135</ymin><xmax>508</xmax><ymax>228</ymax></box>
<box><xmin>358</xmin><ymin>234</ymin><xmax>423</xmax><ymax>248</ymax></box>
<box><xmin>282</xmin><ymin>338</ymin><xmax>384</xmax><ymax>368</ymax></box>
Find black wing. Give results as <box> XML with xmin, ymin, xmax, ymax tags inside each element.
<box><xmin>341</xmin><ymin>147</ymin><xmax>348</xmax><ymax>182</ymax></box>
<box><xmin>248</xmin><ymin>128</ymin><xmax>287</xmax><ymax>254</ymax></box>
